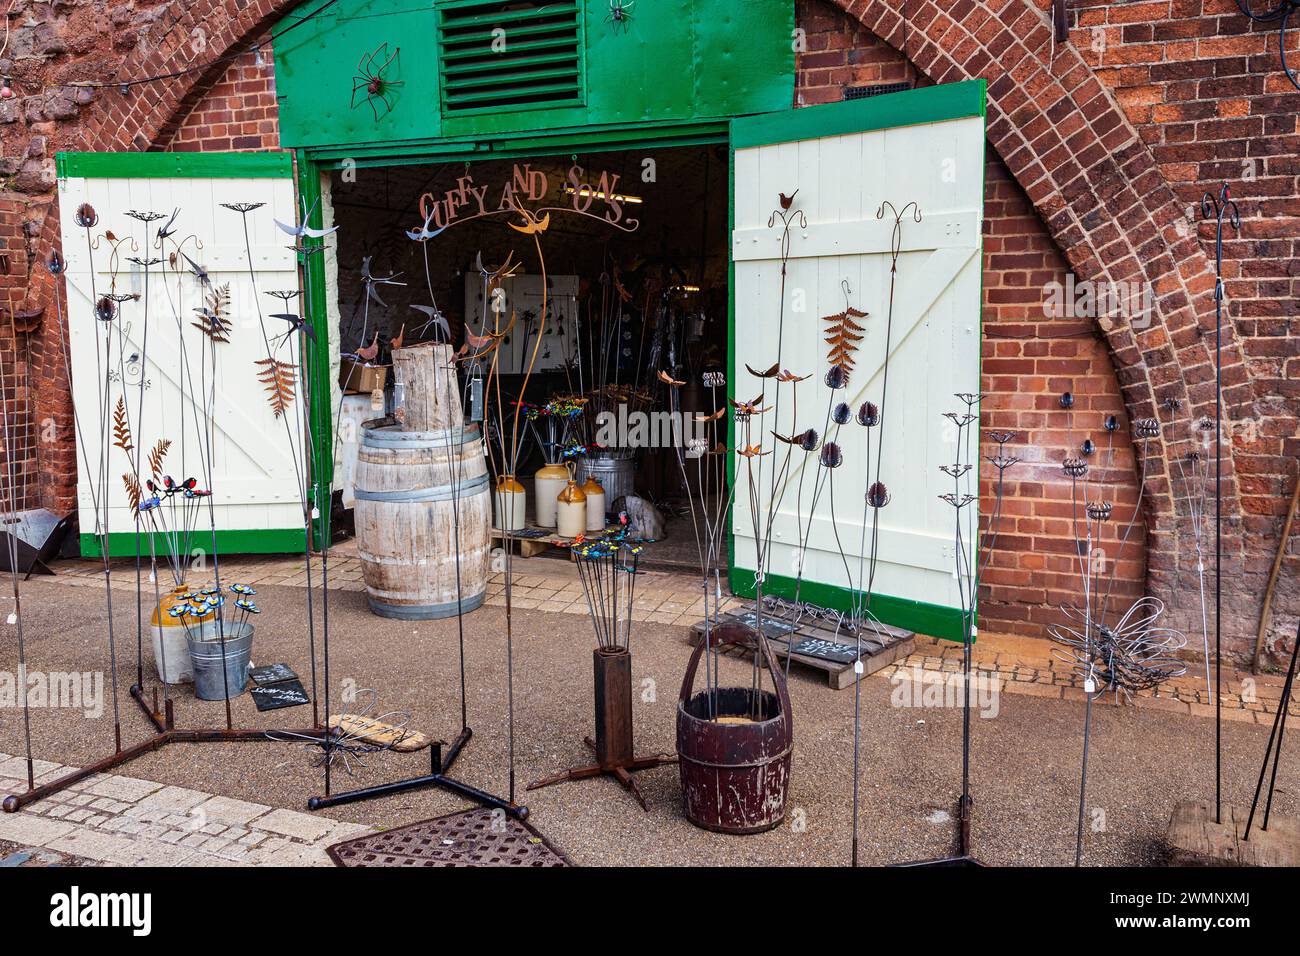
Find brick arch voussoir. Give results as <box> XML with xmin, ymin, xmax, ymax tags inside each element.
<box><xmin>828</xmin><ymin>0</ymin><xmax>1251</xmax><ymax>583</ymax></box>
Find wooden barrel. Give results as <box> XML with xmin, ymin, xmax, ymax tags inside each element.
<box><xmin>676</xmin><ymin>621</ymin><xmax>793</xmax><ymax>833</ymax></box>
<box><xmin>354</xmin><ymin>418</ymin><xmax>490</xmax><ymax>620</ymax></box>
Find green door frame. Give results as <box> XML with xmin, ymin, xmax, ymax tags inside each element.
<box><xmin>294</xmin><ymin>120</ymin><xmax>730</xmax><ymax>548</ymax></box>
<box><xmin>296</xmin><ymin>79</ymin><xmax>986</xmax><ymax>642</ymax></box>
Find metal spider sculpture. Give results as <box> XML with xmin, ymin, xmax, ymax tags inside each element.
<box><xmin>351</xmin><ymin>43</ymin><xmax>403</xmax><ymax>121</ymax></box>
<box><xmin>266</xmin><ymin>689</ymin><xmax>413</xmax><ymax>777</ymax></box>
<box><xmin>606</xmin><ymin>0</ymin><xmax>635</xmax><ymax>33</ymax></box>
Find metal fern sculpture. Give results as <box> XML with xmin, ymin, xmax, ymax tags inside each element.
<box><xmin>254</xmin><ymin>358</ymin><xmax>297</xmax><ymax>419</ymax></box>
<box><xmin>191</xmin><ymin>283</ymin><xmax>233</xmax><ymax>344</ymax></box>
<box><xmin>823</xmin><ymin>300</ymin><xmax>869</xmax><ymax>378</ymax></box>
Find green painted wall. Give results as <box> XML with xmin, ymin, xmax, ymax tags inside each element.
<box><xmin>274</xmin><ymin>0</ymin><xmax>794</xmax><ymax>150</ymax></box>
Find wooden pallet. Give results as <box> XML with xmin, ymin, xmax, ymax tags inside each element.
<box><xmin>490</xmin><ymin>526</ymin><xmax>574</xmax><ymax>558</ymax></box>
<box><xmin>1167</xmin><ymin>801</ymin><xmax>1300</xmax><ymax>866</ymax></box>
<box><xmin>689</xmin><ymin>608</ymin><xmax>915</xmax><ymax>690</ymax></box>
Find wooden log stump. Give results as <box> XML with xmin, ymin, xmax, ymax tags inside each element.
<box><xmin>1167</xmin><ymin>800</ymin><xmax>1300</xmax><ymax>866</ymax></box>
<box><xmin>392</xmin><ymin>342</ymin><xmax>462</xmax><ymax>431</ymax></box>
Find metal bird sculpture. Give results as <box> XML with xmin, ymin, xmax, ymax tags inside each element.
<box><xmin>360</xmin><ymin>256</ymin><xmax>405</xmax><ymax>308</ymax></box>
<box><xmin>270</xmin><ymin>313</ymin><xmax>315</xmax><ymax>345</ymax></box>
<box><xmin>274</xmin><ymin>196</ymin><xmax>338</xmax><ymax>240</ymax></box>
<box><xmin>354</xmin><ymin>333</ymin><xmax>380</xmax><ymax>363</ymax></box>
<box><xmin>410</xmin><ymin>304</ymin><xmax>450</xmax><ymax>343</ymax></box>
<box><xmin>509</xmin><ymin>207</ymin><xmax>550</xmax><ymax>236</ymax></box>
<box><xmin>406</xmin><ymin>208</ymin><xmax>446</xmax><ymax>242</ymax></box>
<box><xmin>179</xmin><ymin>253</ymin><xmax>210</xmax><ymax>286</ymax></box>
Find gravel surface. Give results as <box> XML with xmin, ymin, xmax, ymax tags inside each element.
<box><xmin>2</xmin><ymin>577</ymin><xmax>1293</xmax><ymax>866</ymax></box>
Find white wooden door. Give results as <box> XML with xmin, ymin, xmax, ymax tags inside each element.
<box><xmin>730</xmin><ymin>82</ymin><xmax>985</xmax><ymax>638</ymax></box>
<box><xmin>56</xmin><ymin>153</ymin><xmax>307</xmax><ymax>557</ymax></box>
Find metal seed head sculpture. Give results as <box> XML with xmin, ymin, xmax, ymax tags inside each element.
<box><xmin>931</xmin><ymin>397</ymin><xmax>1019</xmax><ymax>863</ymax></box>
<box><xmin>1047</xmin><ymin>404</ymin><xmax>1187</xmax><ymax>865</ymax></box>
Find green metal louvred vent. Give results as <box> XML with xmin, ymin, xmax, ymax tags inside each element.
<box><xmin>436</xmin><ymin>0</ymin><xmax>584</xmax><ymax>114</ymax></box>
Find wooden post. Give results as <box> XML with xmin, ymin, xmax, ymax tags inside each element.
<box><xmin>392</xmin><ymin>342</ymin><xmax>462</xmax><ymax>431</ymax></box>
<box><xmin>593</xmin><ymin>648</ymin><xmax>633</xmax><ymax>767</ymax></box>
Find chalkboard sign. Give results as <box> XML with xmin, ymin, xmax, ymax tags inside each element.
<box><xmin>250</xmin><ymin>679</ymin><xmax>310</xmax><ymax>711</ymax></box>
<box><xmin>791</xmin><ymin>638</ymin><xmax>862</xmax><ymax>664</ymax></box>
<box><xmin>728</xmin><ymin>610</ymin><xmax>799</xmax><ymax>639</ymax></box>
<box><xmin>250</xmin><ymin>663</ymin><xmax>298</xmax><ymax>686</ymax></box>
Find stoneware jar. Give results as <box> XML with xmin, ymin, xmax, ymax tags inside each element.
<box><xmin>581</xmin><ymin>475</ymin><xmax>606</xmax><ymax>532</ymax></box>
<box><xmin>494</xmin><ymin>475</ymin><xmax>527</xmax><ymax>531</ymax></box>
<box><xmin>533</xmin><ymin>461</ymin><xmax>570</xmax><ymax>528</ymax></box>
<box><xmin>556</xmin><ymin>474</ymin><xmax>588</xmax><ymax>539</ymax></box>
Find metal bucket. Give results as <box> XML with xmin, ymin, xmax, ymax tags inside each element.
<box><xmin>186</xmin><ymin>622</ymin><xmax>254</xmax><ymax>701</ymax></box>
<box><xmin>577</xmin><ymin>452</ymin><xmax>636</xmax><ymax>508</ymax></box>
<box><xmin>676</xmin><ymin>621</ymin><xmax>793</xmax><ymax>834</ymax></box>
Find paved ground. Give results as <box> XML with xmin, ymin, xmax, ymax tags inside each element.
<box><xmin>2</xmin><ymin>571</ymin><xmax>1296</xmax><ymax>866</ymax></box>
<box><xmin>0</xmin><ymin>754</ymin><xmax>370</xmax><ymax>866</ymax></box>
<box><xmin>52</xmin><ymin>543</ymin><xmax>1296</xmax><ymax>723</ymax></box>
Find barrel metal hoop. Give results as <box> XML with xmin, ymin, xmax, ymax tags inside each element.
<box><xmin>367</xmin><ymin>589</ymin><xmax>487</xmax><ymax>621</ymax></box>
<box><xmin>361</xmin><ymin>423</ymin><xmax>481</xmax><ymax>449</ymax></box>
<box><xmin>354</xmin><ymin>473</ymin><xmax>490</xmax><ymax>503</ymax></box>
<box><xmin>676</xmin><ymin>745</ymin><xmax>794</xmax><ymax>771</ymax></box>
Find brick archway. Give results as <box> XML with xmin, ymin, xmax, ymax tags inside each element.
<box><xmin>821</xmin><ymin>0</ymin><xmax>1250</xmax><ymax>607</ymax></box>
<box><xmin>29</xmin><ymin>0</ymin><xmax>1248</xmax><ymax>619</ymax></box>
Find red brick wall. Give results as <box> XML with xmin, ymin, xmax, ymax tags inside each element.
<box><xmin>1071</xmin><ymin>0</ymin><xmax>1300</xmax><ymax>660</ymax></box>
<box><xmin>168</xmin><ymin>46</ymin><xmax>279</xmax><ymax>152</ymax></box>
<box><xmin>797</xmin><ymin>0</ymin><xmax>1145</xmax><ymax>635</ymax></box>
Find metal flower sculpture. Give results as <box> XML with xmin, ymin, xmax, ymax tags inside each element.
<box><xmin>351</xmin><ymin>43</ymin><xmax>404</xmax><ymax>120</ymax></box>
<box><xmin>1049</xmin><ymin>598</ymin><xmax>1187</xmax><ymax>698</ymax></box>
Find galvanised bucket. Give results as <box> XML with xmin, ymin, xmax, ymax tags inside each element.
<box><xmin>186</xmin><ymin>622</ymin><xmax>254</xmax><ymax>701</ymax></box>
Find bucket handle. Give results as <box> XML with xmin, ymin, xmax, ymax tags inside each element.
<box><xmin>678</xmin><ymin>619</ymin><xmax>791</xmax><ymax>717</ymax></box>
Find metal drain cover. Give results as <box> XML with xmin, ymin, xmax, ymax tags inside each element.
<box><xmin>326</xmin><ymin>808</ymin><xmax>571</xmax><ymax>867</ymax></box>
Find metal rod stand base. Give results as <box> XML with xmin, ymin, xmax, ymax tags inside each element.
<box><xmin>306</xmin><ymin>727</ymin><xmax>529</xmax><ymax>820</ymax></box>
<box><xmin>3</xmin><ymin>684</ymin><xmax>319</xmax><ymax>813</ymax></box>
<box><xmin>958</xmin><ymin>793</ymin><xmax>973</xmax><ymax>858</ymax></box>
<box><xmin>526</xmin><ymin>737</ymin><xmax>677</xmax><ymax>812</ymax></box>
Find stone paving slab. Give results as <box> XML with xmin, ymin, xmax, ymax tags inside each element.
<box><xmin>0</xmin><ymin>752</ymin><xmax>375</xmax><ymax>867</ymax></box>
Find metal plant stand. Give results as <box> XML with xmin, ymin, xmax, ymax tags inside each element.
<box><xmin>307</xmin><ymin>724</ymin><xmax>527</xmax><ymax>818</ymax></box>
<box><xmin>527</xmin><ymin>648</ymin><xmax>676</xmax><ymax>810</ymax></box>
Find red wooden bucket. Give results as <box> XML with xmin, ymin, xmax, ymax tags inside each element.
<box><xmin>676</xmin><ymin>621</ymin><xmax>793</xmax><ymax>834</ymax></box>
